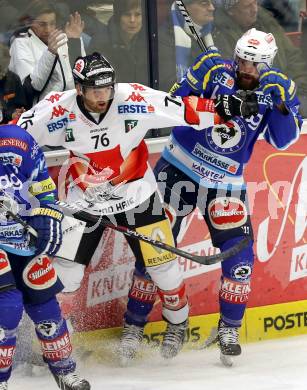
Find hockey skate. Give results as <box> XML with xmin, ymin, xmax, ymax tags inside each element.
<box><xmin>160</xmin><ymin>319</ymin><xmax>188</xmax><ymax>359</ymax></box>
<box><xmin>52</xmin><ymin>372</ymin><xmax>90</xmax><ymax>390</ymax></box>
<box><xmin>218</xmin><ymin>320</ymin><xmax>241</xmax><ymax>367</ymax></box>
<box><xmin>117</xmin><ymin>322</ymin><xmax>144</xmax><ymax>366</ymax></box>
<box><xmin>0</xmin><ymin>381</ymin><xmax>7</xmax><ymax>390</ymax></box>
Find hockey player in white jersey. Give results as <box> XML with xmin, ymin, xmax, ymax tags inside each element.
<box><xmin>17</xmin><ymin>52</ymin><xmax>258</xmax><ymax>364</ymax></box>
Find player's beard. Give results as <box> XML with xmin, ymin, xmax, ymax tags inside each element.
<box><xmin>236</xmin><ymin>71</ymin><xmax>259</xmax><ymax>91</ymax></box>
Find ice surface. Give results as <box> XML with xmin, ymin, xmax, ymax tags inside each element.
<box><xmin>9</xmin><ymin>335</ymin><xmax>307</xmax><ymax>390</ymax></box>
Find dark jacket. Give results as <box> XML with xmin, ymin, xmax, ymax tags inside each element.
<box><xmin>88</xmin><ymin>16</ymin><xmax>149</xmax><ymax>85</ymax></box>
<box><xmin>0</xmin><ymin>70</ymin><xmax>27</xmax><ymax>124</ymax></box>
<box><xmin>212</xmin><ymin>6</ymin><xmax>307</xmax><ymax>116</ymax></box>
<box><xmin>158</xmin><ymin>18</ymin><xmax>202</xmax><ymax>92</ymax></box>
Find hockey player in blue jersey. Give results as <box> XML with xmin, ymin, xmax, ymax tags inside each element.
<box><xmin>118</xmin><ymin>28</ymin><xmax>302</xmax><ymax>365</ymax></box>
<box><xmin>0</xmin><ymin>124</ymin><xmax>90</xmax><ymax>389</ymax></box>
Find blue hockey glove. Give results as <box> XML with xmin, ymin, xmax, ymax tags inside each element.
<box><xmin>258</xmin><ymin>67</ymin><xmax>296</xmax><ymax>106</ymax></box>
<box><xmin>186</xmin><ymin>49</ymin><xmax>227</xmax><ymax>92</ymax></box>
<box><xmin>28</xmin><ymin>206</ymin><xmax>63</xmax><ymax>257</ymax></box>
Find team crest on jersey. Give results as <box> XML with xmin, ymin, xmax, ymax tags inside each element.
<box><xmin>206</xmin><ymin>118</ymin><xmax>247</xmax><ymax>154</ymax></box>
<box><xmin>125</xmin><ymin>120</ymin><xmax>138</xmax><ymax>133</ymax></box>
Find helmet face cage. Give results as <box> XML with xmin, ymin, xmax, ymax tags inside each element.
<box><xmin>73</xmin><ymin>52</ymin><xmax>116</xmax><ymax>88</ymax></box>
<box><xmin>234</xmin><ymin>28</ymin><xmax>278</xmax><ymax>67</ymax></box>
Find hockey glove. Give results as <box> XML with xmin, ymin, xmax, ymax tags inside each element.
<box><xmin>258</xmin><ymin>67</ymin><xmax>296</xmax><ymax>106</ymax></box>
<box><xmin>186</xmin><ymin>49</ymin><xmax>227</xmax><ymax>92</ymax></box>
<box><xmin>215</xmin><ymin>91</ymin><xmax>259</xmax><ymax>121</ymax></box>
<box><xmin>28</xmin><ymin>206</ymin><xmax>63</xmax><ymax>257</ymax></box>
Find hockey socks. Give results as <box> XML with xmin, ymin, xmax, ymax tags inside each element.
<box><xmin>25</xmin><ymin>297</ymin><xmax>76</xmax><ymax>376</ymax></box>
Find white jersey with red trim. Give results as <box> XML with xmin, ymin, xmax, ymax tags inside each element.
<box><xmin>17</xmin><ymin>83</ymin><xmax>216</xmax><ymax>215</ymax></box>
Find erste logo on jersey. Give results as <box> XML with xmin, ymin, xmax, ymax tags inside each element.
<box><xmin>213</xmin><ymin>72</ymin><xmax>235</xmax><ymax>89</ymax></box>
<box><xmin>118</xmin><ymin>104</ymin><xmax>155</xmax><ymax>114</ymax></box>
<box><xmin>47</xmin><ymin>118</ymin><xmax>68</xmax><ymax>133</ymax></box>
<box><xmin>23</xmin><ymin>256</ymin><xmax>57</xmax><ymax>290</ymax></box>
<box><xmin>206</xmin><ymin>118</ymin><xmax>247</xmax><ymax>154</ymax></box>
<box><xmin>208</xmin><ymin>197</ymin><xmax>247</xmax><ymax>230</ymax></box>
<box><xmin>118</xmin><ymin>85</ymin><xmax>155</xmax><ymax>114</ymax></box>
<box><xmin>0</xmin><ymin>152</ymin><xmax>22</xmax><ymax>167</ymax></box>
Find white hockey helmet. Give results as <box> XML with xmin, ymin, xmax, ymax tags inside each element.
<box><xmin>234</xmin><ymin>28</ymin><xmax>278</xmax><ymax>67</ymax></box>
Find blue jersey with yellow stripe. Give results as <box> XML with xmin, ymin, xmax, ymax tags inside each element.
<box><xmin>163</xmin><ymin>60</ymin><xmax>302</xmax><ymax>188</ymax></box>
<box><xmin>0</xmin><ymin>124</ymin><xmax>57</xmax><ymax>255</ymax></box>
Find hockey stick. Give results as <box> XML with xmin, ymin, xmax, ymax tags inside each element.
<box><xmin>52</xmin><ymin>200</ymin><xmax>250</xmax><ymax>266</ymax></box>
<box><xmin>175</xmin><ymin>0</ymin><xmax>215</xmax><ymax>51</ymax></box>
<box><xmin>0</xmin><ymin>199</ymin><xmax>250</xmax><ymax>265</ymax></box>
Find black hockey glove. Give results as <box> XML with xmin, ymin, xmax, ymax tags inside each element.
<box><xmin>28</xmin><ymin>206</ymin><xmax>64</xmax><ymax>257</ymax></box>
<box><xmin>215</xmin><ymin>91</ymin><xmax>259</xmax><ymax>121</ymax></box>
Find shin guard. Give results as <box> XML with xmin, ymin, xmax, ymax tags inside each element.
<box><xmin>25</xmin><ymin>297</ymin><xmax>76</xmax><ymax>376</ymax></box>
<box><xmin>219</xmin><ymin>236</ymin><xmax>254</xmax><ymax>327</ymax></box>
<box><xmin>125</xmin><ymin>268</ymin><xmax>157</xmax><ymax>327</ymax></box>
<box><xmin>158</xmin><ymin>282</ymin><xmax>189</xmax><ymax>324</ymax></box>
<box><xmin>0</xmin><ymin>289</ymin><xmax>23</xmax><ymax>382</ymax></box>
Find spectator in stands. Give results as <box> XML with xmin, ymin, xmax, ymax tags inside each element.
<box><xmin>260</xmin><ymin>0</ymin><xmax>301</xmax><ymax>31</ymax></box>
<box><xmin>0</xmin><ymin>43</ymin><xmax>27</xmax><ymax>124</ymax></box>
<box><xmin>212</xmin><ymin>0</ymin><xmax>307</xmax><ymax>117</ymax></box>
<box><xmin>0</xmin><ymin>1</ymin><xmax>19</xmax><ymax>45</ymax></box>
<box><xmin>9</xmin><ymin>0</ymin><xmax>84</xmax><ymax>106</ymax></box>
<box><xmin>158</xmin><ymin>0</ymin><xmax>215</xmax><ymax>91</ymax></box>
<box><xmin>88</xmin><ymin>0</ymin><xmax>149</xmax><ymax>84</ymax></box>
<box><xmin>63</xmin><ymin>0</ymin><xmax>112</xmax><ymax>49</ymax></box>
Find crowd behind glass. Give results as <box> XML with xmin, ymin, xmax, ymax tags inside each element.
<box><xmin>0</xmin><ymin>0</ymin><xmax>306</xmax><ymax>136</ymax></box>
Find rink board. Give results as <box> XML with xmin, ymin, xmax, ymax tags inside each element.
<box><xmin>71</xmin><ymin>299</ymin><xmax>307</xmax><ymax>356</ymax></box>
<box><xmin>45</xmin><ymin>132</ymin><xmax>307</xmax><ymax>353</ymax></box>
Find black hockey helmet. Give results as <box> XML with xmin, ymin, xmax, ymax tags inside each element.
<box><xmin>73</xmin><ymin>52</ymin><xmax>116</xmax><ymax>88</ymax></box>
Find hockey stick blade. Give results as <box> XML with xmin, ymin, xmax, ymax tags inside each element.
<box><xmin>175</xmin><ymin>0</ymin><xmax>214</xmax><ymax>51</ymax></box>
<box><xmin>53</xmin><ymin>200</ymin><xmax>250</xmax><ymax>265</ymax></box>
